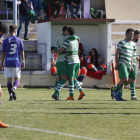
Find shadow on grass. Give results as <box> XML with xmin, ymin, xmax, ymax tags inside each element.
<box><xmin>46</xmin><ymin>112</ymin><xmax>140</xmax><ymax>115</ymax></box>
<box><xmin>57</xmin><ymin>108</ymin><xmax>140</xmax><ymax>110</ymax></box>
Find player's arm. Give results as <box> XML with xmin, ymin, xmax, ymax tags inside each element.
<box><xmin>21</xmin><ymin>51</ymin><xmax>25</xmax><ymax>69</ymax></box>
<box><xmin>131</xmin><ymin>54</ymin><xmax>134</xmax><ymax>71</ymax></box>
<box><xmin>0</xmin><ymin>35</ymin><xmax>4</xmax><ymax>44</ymax></box>
<box><xmin>51</xmin><ymin>58</ymin><xmax>56</xmax><ymax>66</ymax></box>
<box><xmin>52</xmin><ymin>47</ymin><xmax>65</xmax><ymax>54</ymax></box>
<box><xmin>115</xmin><ymin>49</ymin><xmax>121</xmax><ymax>70</ymax></box>
<box><xmin>1</xmin><ymin>52</ymin><xmax>5</xmax><ymax>70</ymax></box>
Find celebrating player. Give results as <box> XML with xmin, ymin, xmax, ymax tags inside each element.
<box><xmin>52</xmin><ymin>27</ymin><xmax>85</xmax><ymax>100</ymax></box>
<box><xmin>1</xmin><ymin>25</ymin><xmax>25</xmax><ymax>101</ymax></box>
<box><xmin>51</xmin><ymin>26</ymin><xmax>68</xmax><ymax>100</ymax></box>
<box><xmin>0</xmin><ymin>22</ymin><xmax>9</xmax><ymax>128</ymax></box>
<box><xmin>112</xmin><ymin>28</ymin><xmax>135</xmax><ymax>101</ymax></box>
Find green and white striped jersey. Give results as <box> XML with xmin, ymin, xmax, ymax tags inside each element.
<box><xmin>117</xmin><ymin>39</ymin><xmax>136</xmax><ymax>68</ymax></box>
<box><xmin>133</xmin><ymin>42</ymin><xmax>137</xmax><ymax>66</ymax></box>
<box><xmin>54</xmin><ymin>34</ymin><xmax>67</xmax><ymax>62</ymax></box>
<box><xmin>62</xmin><ymin>35</ymin><xmax>80</xmax><ymax>64</ymax></box>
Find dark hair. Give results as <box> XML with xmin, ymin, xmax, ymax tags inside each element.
<box><xmin>0</xmin><ymin>22</ymin><xmax>8</xmax><ymax>33</ymax></box>
<box><xmin>126</xmin><ymin>28</ymin><xmax>134</xmax><ymax>34</ymax></box>
<box><xmin>9</xmin><ymin>25</ymin><xmax>17</xmax><ymax>33</ymax></box>
<box><xmin>90</xmin><ymin>48</ymin><xmax>99</xmax><ymax>67</ymax></box>
<box><xmin>134</xmin><ymin>30</ymin><xmax>140</xmax><ymax>35</ymax></box>
<box><xmin>51</xmin><ymin>46</ymin><xmax>55</xmax><ymax>52</ymax></box>
<box><xmin>67</xmin><ymin>27</ymin><xmax>75</xmax><ymax>36</ymax></box>
<box><xmin>62</xmin><ymin>26</ymin><xmax>68</xmax><ymax>32</ymax></box>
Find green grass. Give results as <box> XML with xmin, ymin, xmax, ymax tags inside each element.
<box><xmin>1</xmin><ymin>88</ymin><xmax>140</xmax><ymax>140</ymax></box>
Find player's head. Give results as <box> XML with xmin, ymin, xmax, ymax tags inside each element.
<box><xmin>133</xmin><ymin>30</ymin><xmax>140</xmax><ymax>43</ymax></box>
<box><xmin>125</xmin><ymin>28</ymin><xmax>134</xmax><ymax>41</ymax></box>
<box><xmin>0</xmin><ymin>22</ymin><xmax>8</xmax><ymax>35</ymax></box>
<box><xmin>51</xmin><ymin>46</ymin><xmax>55</xmax><ymax>52</ymax></box>
<box><xmin>67</xmin><ymin>27</ymin><xmax>75</xmax><ymax>36</ymax></box>
<box><xmin>9</xmin><ymin>25</ymin><xmax>17</xmax><ymax>34</ymax></box>
<box><xmin>62</xmin><ymin>26</ymin><xmax>68</xmax><ymax>35</ymax></box>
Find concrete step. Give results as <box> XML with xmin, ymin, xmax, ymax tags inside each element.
<box><xmin>0</xmin><ymin>53</ymin><xmax>42</xmax><ymax>70</ymax></box>
<box><xmin>0</xmin><ymin>40</ymin><xmax>38</xmax><ymax>53</ymax></box>
<box><xmin>2</xmin><ymin>20</ymin><xmax>37</xmax><ymax>32</ymax></box>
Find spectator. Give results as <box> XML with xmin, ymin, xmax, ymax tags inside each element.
<box><xmin>51</xmin><ymin>46</ymin><xmax>58</xmax><ymax>80</ymax></box>
<box><xmin>17</xmin><ymin>0</ymin><xmax>32</xmax><ymax>40</ymax></box>
<box><xmin>67</xmin><ymin>0</ymin><xmax>81</xmax><ymax>18</ymax></box>
<box><xmin>48</xmin><ymin>0</ymin><xmax>62</xmax><ymax>18</ymax></box>
<box><xmin>42</xmin><ymin>0</ymin><xmax>49</xmax><ymax>19</ymax></box>
<box><xmin>87</xmin><ymin>48</ymin><xmax>106</xmax><ymax>72</ymax></box>
<box><xmin>78</xmin><ymin>44</ymin><xmax>87</xmax><ymax>85</ymax></box>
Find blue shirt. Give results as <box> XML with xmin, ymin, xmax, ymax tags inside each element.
<box><xmin>2</xmin><ymin>36</ymin><xmax>24</xmax><ymax>67</ymax></box>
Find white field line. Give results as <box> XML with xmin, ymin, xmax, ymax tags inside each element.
<box><xmin>10</xmin><ymin>125</ymin><xmax>101</xmax><ymax>140</ymax></box>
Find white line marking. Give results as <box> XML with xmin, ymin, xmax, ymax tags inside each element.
<box><xmin>11</xmin><ymin>125</ymin><xmax>101</xmax><ymax>140</ymax></box>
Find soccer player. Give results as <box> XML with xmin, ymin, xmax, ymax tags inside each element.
<box><xmin>0</xmin><ymin>21</ymin><xmax>9</xmax><ymax>128</ymax></box>
<box><xmin>1</xmin><ymin>25</ymin><xmax>25</xmax><ymax>101</ymax></box>
<box><xmin>52</xmin><ymin>27</ymin><xmax>85</xmax><ymax>100</ymax></box>
<box><xmin>51</xmin><ymin>26</ymin><xmax>68</xmax><ymax>100</ymax></box>
<box><xmin>116</xmin><ymin>30</ymin><xmax>140</xmax><ymax>100</ymax></box>
<box><xmin>113</xmin><ymin>28</ymin><xmax>135</xmax><ymax>101</ymax></box>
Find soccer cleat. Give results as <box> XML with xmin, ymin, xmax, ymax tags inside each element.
<box><xmin>66</xmin><ymin>96</ymin><xmax>74</xmax><ymax>100</ymax></box>
<box><xmin>0</xmin><ymin>120</ymin><xmax>9</xmax><ymax>128</ymax></box>
<box><xmin>131</xmin><ymin>97</ymin><xmax>140</xmax><ymax>100</ymax></box>
<box><xmin>78</xmin><ymin>91</ymin><xmax>85</xmax><ymax>100</ymax></box>
<box><xmin>118</xmin><ymin>97</ymin><xmax>127</xmax><ymax>101</ymax></box>
<box><xmin>113</xmin><ymin>91</ymin><xmax>119</xmax><ymax>101</ymax></box>
<box><xmin>9</xmin><ymin>96</ymin><xmax>13</xmax><ymax>101</ymax></box>
<box><xmin>111</xmin><ymin>88</ymin><xmax>115</xmax><ymax>99</ymax></box>
<box><xmin>52</xmin><ymin>95</ymin><xmax>62</xmax><ymax>100</ymax></box>
<box><xmin>11</xmin><ymin>88</ymin><xmax>16</xmax><ymax>100</ymax></box>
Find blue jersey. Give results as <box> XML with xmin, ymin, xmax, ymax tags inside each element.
<box><xmin>2</xmin><ymin>36</ymin><xmax>24</xmax><ymax>67</ymax></box>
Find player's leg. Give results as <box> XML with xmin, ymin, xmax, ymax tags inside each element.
<box><xmin>128</xmin><ymin>66</ymin><xmax>138</xmax><ymax>100</ymax></box>
<box><xmin>4</xmin><ymin>67</ymin><xmax>13</xmax><ymax>101</ymax></box>
<box><xmin>52</xmin><ymin>62</ymin><xmax>67</xmax><ymax>100</ymax></box>
<box><xmin>0</xmin><ymin>85</ymin><xmax>9</xmax><ymax>128</ymax></box>
<box><xmin>113</xmin><ymin>64</ymin><xmax>130</xmax><ymax>101</ymax></box>
<box><xmin>11</xmin><ymin>67</ymin><xmax>21</xmax><ymax>100</ymax></box>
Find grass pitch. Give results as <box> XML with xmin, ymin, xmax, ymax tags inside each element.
<box><xmin>0</xmin><ymin>88</ymin><xmax>140</xmax><ymax>140</ymax></box>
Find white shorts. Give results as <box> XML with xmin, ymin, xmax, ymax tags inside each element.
<box><xmin>4</xmin><ymin>67</ymin><xmax>21</xmax><ymax>78</ymax></box>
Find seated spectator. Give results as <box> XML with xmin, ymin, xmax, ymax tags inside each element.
<box><xmin>51</xmin><ymin>47</ymin><xmax>58</xmax><ymax>79</ymax></box>
<box><xmin>48</xmin><ymin>0</ymin><xmax>62</xmax><ymax>18</ymax></box>
<box><xmin>87</xmin><ymin>48</ymin><xmax>106</xmax><ymax>72</ymax></box>
<box><xmin>17</xmin><ymin>0</ymin><xmax>32</xmax><ymax>40</ymax></box>
<box><xmin>78</xmin><ymin>44</ymin><xmax>87</xmax><ymax>85</ymax></box>
<box><xmin>67</xmin><ymin>0</ymin><xmax>81</xmax><ymax>18</ymax></box>
<box><xmin>42</xmin><ymin>0</ymin><xmax>49</xmax><ymax>19</ymax></box>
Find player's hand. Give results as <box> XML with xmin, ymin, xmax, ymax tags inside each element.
<box><xmin>21</xmin><ymin>63</ymin><xmax>25</xmax><ymax>69</ymax></box>
<box><xmin>115</xmin><ymin>65</ymin><xmax>119</xmax><ymax>70</ymax></box>
<box><xmin>1</xmin><ymin>64</ymin><xmax>4</xmax><ymax>70</ymax></box>
<box><xmin>0</xmin><ymin>41</ymin><xmax>2</xmax><ymax>44</ymax></box>
<box><xmin>131</xmin><ymin>67</ymin><xmax>134</xmax><ymax>72</ymax></box>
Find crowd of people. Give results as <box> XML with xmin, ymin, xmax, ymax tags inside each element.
<box><xmin>5</xmin><ymin>0</ymin><xmax>82</xmax><ymax>40</ymax></box>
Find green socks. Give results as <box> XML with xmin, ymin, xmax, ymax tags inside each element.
<box><xmin>115</xmin><ymin>84</ymin><xmax>123</xmax><ymax>93</ymax></box>
<box><xmin>130</xmin><ymin>82</ymin><xmax>135</xmax><ymax>98</ymax></box>
<box><xmin>69</xmin><ymin>81</ymin><xmax>74</xmax><ymax>97</ymax></box>
<box><xmin>54</xmin><ymin>79</ymin><xmax>66</xmax><ymax>96</ymax></box>
<box><xmin>74</xmin><ymin>79</ymin><xmax>82</xmax><ymax>92</ymax></box>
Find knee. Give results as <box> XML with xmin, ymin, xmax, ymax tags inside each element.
<box><xmin>51</xmin><ymin>66</ymin><xmax>57</xmax><ymax>75</ymax></box>
<box><xmin>81</xmin><ymin>67</ymin><xmax>87</xmax><ymax>75</ymax></box>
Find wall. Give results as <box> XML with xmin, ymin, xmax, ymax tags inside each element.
<box><xmin>51</xmin><ymin>24</ymin><xmax>99</xmax><ymax>53</ymax></box>
<box><xmin>105</xmin><ymin>0</ymin><xmax>140</xmax><ymax>20</ymax></box>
